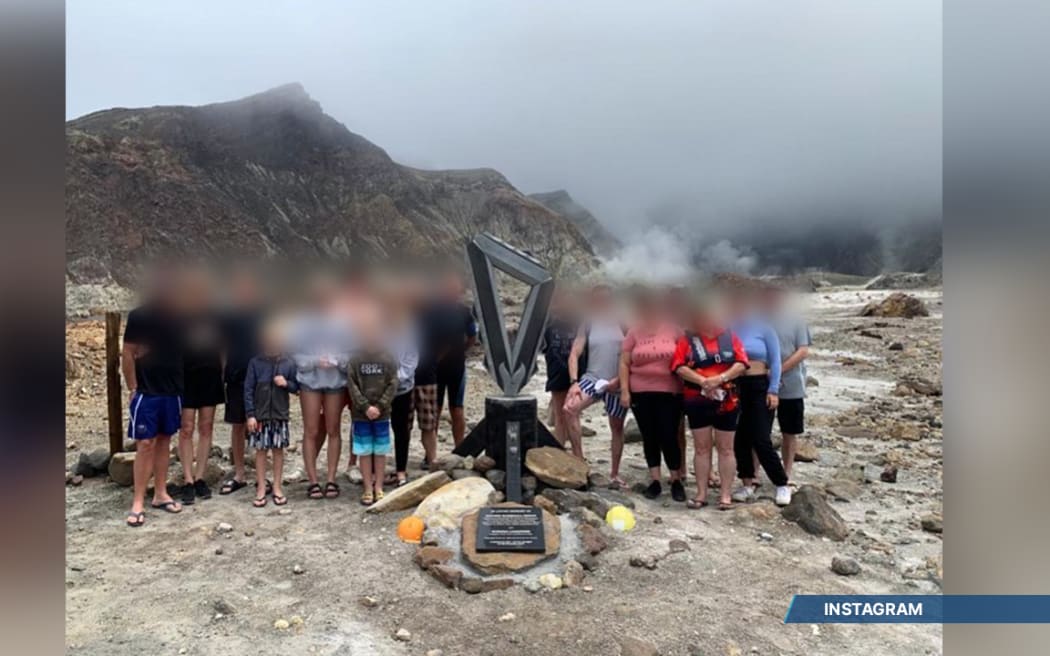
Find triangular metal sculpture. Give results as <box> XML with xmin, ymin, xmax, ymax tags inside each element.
<box><xmin>466</xmin><ymin>233</ymin><xmax>554</xmax><ymax>397</ymax></box>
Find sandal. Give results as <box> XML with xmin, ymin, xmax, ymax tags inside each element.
<box><xmin>126</xmin><ymin>511</ymin><xmax>145</xmax><ymax>527</ymax></box>
<box><xmin>324</xmin><ymin>482</ymin><xmax>341</xmax><ymax>499</ymax></box>
<box><xmin>361</xmin><ymin>491</ymin><xmax>374</xmax><ymax>506</ymax></box>
<box><xmin>219</xmin><ymin>479</ymin><xmax>248</xmax><ymax>495</ymax></box>
<box><xmin>150</xmin><ymin>501</ymin><xmax>182</xmax><ymax>514</ymax></box>
<box><xmin>307</xmin><ymin>483</ymin><xmax>324</xmax><ymax>500</ymax></box>
<box><xmin>718</xmin><ymin>501</ymin><xmax>733</xmax><ymax>511</ymax></box>
<box><xmin>383</xmin><ymin>473</ymin><xmax>400</xmax><ymax>486</ymax></box>
<box><xmin>374</xmin><ymin>490</ymin><xmax>385</xmax><ymax>501</ymax></box>
<box><xmin>609</xmin><ymin>476</ymin><xmax>629</xmax><ymax>491</ymax></box>
<box><xmin>252</xmin><ymin>496</ymin><xmax>268</xmax><ymax>508</ymax></box>
<box><xmin>686</xmin><ymin>498</ymin><xmax>709</xmax><ymax>509</ymax></box>
<box><xmin>273</xmin><ymin>494</ymin><xmax>288</xmax><ymax>506</ymax></box>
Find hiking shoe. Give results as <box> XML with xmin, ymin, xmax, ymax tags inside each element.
<box><xmin>775</xmin><ymin>485</ymin><xmax>792</xmax><ymax>507</ymax></box>
<box><xmin>731</xmin><ymin>486</ymin><xmax>755</xmax><ymax>503</ymax></box>
<box><xmin>194</xmin><ymin>479</ymin><xmax>212</xmax><ymax>500</ymax></box>
<box><xmin>670</xmin><ymin>479</ymin><xmax>686</xmax><ymax>502</ymax></box>
<box><xmin>643</xmin><ymin>480</ymin><xmax>662</xmax><ymax>500</ymax></box>
<box><xmin>179</xmin><ymin>482</ymin><xmax>196</xmax><ymax>506</ymax></box>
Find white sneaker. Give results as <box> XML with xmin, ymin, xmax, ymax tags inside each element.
<box><xmin>775</xmin><ymin>485</ymin><xmax>792</xmax><ymax>506</ymax></box>
<box><xmin>731</xmin><ymin>486</ymin><xmax>755</xmax><ymax>503</ymax></box>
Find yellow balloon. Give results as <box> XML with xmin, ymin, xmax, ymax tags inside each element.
<box><xmin>605</xmin><ymin>505</ymin><xmax>636</xmax><ymax>532</ymax></box>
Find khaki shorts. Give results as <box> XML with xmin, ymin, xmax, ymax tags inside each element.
<box><xmin>412</xmin><ymin>384</ymin><xmax>438</xmax><ymax>432</ymax></box>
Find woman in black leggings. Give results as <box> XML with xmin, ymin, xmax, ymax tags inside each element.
<box><xmin>618</xmin><ymin>291</ymin><xmax>686</xmax><ymax>502</ymax></box>
<box><xmin>386</xmin><ymin>282</ymin><xmax>420</xmax><ymax>487</ymax></box>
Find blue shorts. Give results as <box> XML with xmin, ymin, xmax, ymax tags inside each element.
<box><xmin>578</xmin><ymin>375</ymin><xmax>628</xmax><ymax>419</ymax></box>
<box><xmin>352</xmin><ymin>419</ymin><xmax>391</xmax><ymax>456</ymax></box>
<box><xmin>128</xmin><ymin>392</ymin><xmax>182</xmax><ymax>440</ymax></box>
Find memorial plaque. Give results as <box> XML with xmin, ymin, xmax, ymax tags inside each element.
<box><xmin>475</xmin><ymin>506</ymin><xmax>546</xmax><ymax>553</ymax></box>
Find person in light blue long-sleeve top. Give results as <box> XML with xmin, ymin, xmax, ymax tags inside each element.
<box><xmin>730</xmin><ymin>299</ymin><xmax>792</xmax><ymax>507</ymax></box>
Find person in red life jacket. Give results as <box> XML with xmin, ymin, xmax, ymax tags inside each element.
<box><xmin>670</xmin><ymin>297</ymin><xmax>749</xmax><ymax>510</ymax></box>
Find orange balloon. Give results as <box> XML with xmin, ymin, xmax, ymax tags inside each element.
<box><xmin>397</xmin><ymin>515</ymin><xmax>425</xmax><ymax>544</ymax></box>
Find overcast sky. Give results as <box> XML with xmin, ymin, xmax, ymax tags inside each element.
<box><xmin>66</xmin><ymin>1</ymin><xmax>941</xmax><ymax>232</ymax></box>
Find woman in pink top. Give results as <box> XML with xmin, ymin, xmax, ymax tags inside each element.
<box><xmin>619</xmin><ymin>289</ymin><xmax>686</xmax><ymax>502</ymax></box>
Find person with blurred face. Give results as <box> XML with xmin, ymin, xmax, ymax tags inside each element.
<box><xmin>427</xmin><ymin>271</ymin><xmax>478</xmax><ymax>450</ymax></box>
<box><xmin>175</xmin><ymin>269</ymin><xmax>225</xmax><ymax>506</ymax></box>
<box><xmin>619</xmin><ymin>288</ymin><xmax>685</xmax><ymax>501</ymax></box>
<box><xmin>290</xmin><ymin>274</ymin><xmax>353</xmax><ymax>500</ymax></box>
<box><xmin>218</xmin><ymin>268</ymin><xmax>264</xmax><ymax>496</ymax></box>
<box><xmin>243</xmin><ymin>321</ymin><xmax>297</xmax><ymax>507</ymax></box>
<box><xmin>541</xmin><ymin>287</ymin><xmax>578</xmax><ymax>447</ymax></box>
<box><xmin>565</xmin><ymin>284</ymin><xmax>628</xmax><ymax>486</ymax></box>
<box><xmin>664</xmin><ymin>284</ymin><xmax>692</xmax><ymax>483</ymax></box>
<box><xmin>671</xmin><ymin>295</ymin><xmax>749</xmax><ymax>510</ymax></box>
<box><xmin>764</xmin><ymin>285</ymin><xmax>812</xmax><ymax>485</ymax></box>
<box><xmin>385</xmin><ymin>278</ymin><xmax>419</xmax><ymax>487</ymax></box>
<box><xmin>121</xmin><ymin>270</ymin><xmax>184</xmax><ymax>526</ymax></box>
<box><xmin>728</xmin><ymin>288</ymin><xmax>792</xmax><ymax>506</ymax></box>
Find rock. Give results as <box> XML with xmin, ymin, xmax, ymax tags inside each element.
<box><xmin>485</xmin><ymin>469</ymin><xmax>507</xmax><ymax>491</ymax></box>
<box><xmin>824</xmin><ymin>480</ymin><xmax>862</xmax><ymax>502</ymax></box>
<box><xmin>414</xmin><ymin>546</ymin><xmax>454</xmax><ymax>569</ymax></box>
<box><xmin>568</xmin><ymin>506</ymin><xmax>604</xmax><ymax>528</ymax></box>
<box><xmin>806</xmin><ymin>376</ymin><xmax>819</xmax><ymax>387</ymax></box>
<box><xmin>859</xmin><ymin>292</ymin><xmax>929</xmax><ymax>318</ymax></box>
<box><xmin>880</xmin><ymin>465</ymin><xmax>899</xmax><ymax>483</ymax></box>
<box><xmin>427</xmin><ymin>564</ymin><xmax>462</xmax><ymax>589</ymax></box>
<box><xmin>629</xmin><ymin>555</ymin><xmax>658</xmax><ymax>570</ymax></box>
<box><xmin>358</xmin><ymin>596</ymin><xmax>379</xmax><ymax>608</ymax></box>
<box><xmin>123</xmin><ymin>439</ymin><xmax>137</xmax><ymax>452</ymax></box>
<box><xmin>920</xmin><ymin>514</ymin><xmax>943</xmax><ymax>534</ymax></box>
<box><xmin>107</xmin><ymin>452</ymin><xmax>135</xmax><ymax>486</ymax></box>
<box><xmin>75</xmin><ymin>448</ymin><xmax>111</xmax><ymax>477</ymax></box>
<box><xmin>623</xmin><ymin>418</ymin><xmax>643</xmax><ymax>444</ymax></box>
<box><xmin>541</xmin><ymin>488</ymin><xmax>633</xmax><ymax>517</ymax></box>
<box><xmin>473</xmin><ymin>455</ymin><xmax>497</xmax><ymax>474</ymax></box>
<box><xmin>367</xmin><ymin>471</ymin><xmax>452</xmax><ymax>513</ymax></box>
<box><xmin>459</xmin><ymin>576</ymin><xmax>514</xmax><ymax>594</ymax></box>
<box><xmin>532</xmin><ymin>495</ymin><xmax>558</xmax><ymax>515</ymax></box>
<box><xmin>413</xmin><ymin>477</ymin><xmax>497</xmax><ymax>530</ymax></box>
<box><xmin>281</xmin><ymin>467</ymin><xmax>304</xmax><ymax>484</ymax></box>
<box><xmin>498</xmin><ymin>612</ymin><xmax>515</xmax><ymax>622</ymax></box>
<box><xmin>667</xmin><ymin>539</ymin><xmax>690</xmax><ymax>553</ymax></box>
<box><xmin>461</xmin><ymin>503</ymin><xmax>560</xmax><ymax>574</ymax></box>
<box><xmin>898</xmin><ymin>376</ymin><xmax>942</xmax><ymax>396</ymax></box>
<box><xmin>758</xmin><ymin>532</ymin><xmax>774</xmax><ymax>542</ymax></box>
<box><xmin>450</xmin><ymin>468</ymin><xmax>482</xmax><ymax>480</ymax></box>
<box><xmin>274</xmin><ymin>619</ymin><xmax>290</xmax><ymax>631</ymax></box>
<box><xmin>524</xmin><ymin>580</ymin><xmax>542</xmax><ymax>593</ymax></box>
<box><xmin>521</xmin><ymin>475</ymin><xmax>537</xmax><ymax>492</ymax></box>
<box><xmin>578</xmin><ymin>524</ymin><xmax>610</xmax><ymax>555</ymax></box>
<box><xmin>587</xmin><ymin>472</ymin><xmax>611</xmax><ymax>489</ymax></box>
<box><xmin>888</xmin><ymin>341</ymin><xmax>904</xmax><ymax>351</ymax></box>
<box><xmin>433</xmin><ymin>454</ymin><xmax>464</xmax><ymax>472</ymax></box>
<box><xmin>394</xmin><ymin>628</ymin><xmax>412</xmax><ymax>642</ymax></box>
<box><xmin>526</xmin><ymin>447</ymin><xmax>589</xmax><ymax>489</ymax></box>
<box><xmin>213</xmin><ymin>599</ymin><xmax>236</xmax><ymax>615</ymax></box>
<box><xmin>563</xmin><ymin>560</ymin><xmax>585</xmax><ymax>587</ymax></box>
<box><xmin>292</xmin><ymin>564</ymin><xmax>305</xmax><ymax>575</ymax></box>
<box><xmin>580</xmin><ymin>425</ymin><xmax>597</xmax><ymax>437</ymax></box>
<box><xmin>346</xmin><ymin>467</ymin><xmax>364</xmax><ymax>485</ymax></box>
<box><xmin>461</xmin><ymin>456</ymin><xmax>474</xmax><ymax>470</ymax></box>
<box><xmin>831</xmin><ymin>557</ymin><xmax>861</xmax><ymax>576</ymax></box>
<box><xmin>199</xmin><ymin>459</ymin><xmax>225</xmax><ymax>487</ymax></box>
<box><xmin>781</xmin><ymin>485</ymin><xmax>849</xmax><ymax>541</ymax></box>
<box><xmin>216</xmin><ymin>522</ymin><xmax>234</xmax><ymax>533</ymax></box>
<box><xmin>732</xmin><ymin>503</ymin><xmax>779</xmax><ymax>522</ymax></box>
<box><xmin>538</xmin><ymin>573</ymin><xmax>563</xmax><ymax>590</ymax></box>
<box><xmin>793</xmin><ymin>439</ymin><xmax>819</xmax><ymax>462</ymax></box>
<box><xmin>71</xmin><ymin>474</ymin><xmax>84</xmax><ymax>486</ymax></box>
<box><xmin>425</xmin><ymin>650</ymin><xmax>444</xmax><ymax>656</ymax></box>
<box><xmin>620</xmin><ymin>636</ymin><xmax>660</xmax><ymax>656</ymax></box>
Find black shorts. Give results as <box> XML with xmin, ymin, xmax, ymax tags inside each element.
<box><xmin>684</xmin><ymin>400</ymin><xmax>740</xmax><ymax>432</ymax></box>
<box><xmin>776</xmin><ymin>398</ymin><xmax>805</xmax><ymax>435</ymax></box>
<box><xmin>182</xmin><ymin>367</ymin><xmax>225</xmax><ymax>409</ymax></box>
<box><xmin>224</xmin><ymin>381</ymin><xmax>246</xmax><ymax>424</ymax></box>
<box><xmin>545</xmin><ymin>368</ymin><xmax>571</xmax><ymax>393</ymax></box>
<box><xmin>436</xmin><ymin>361</ymin><xmax>467</xmax><ymax>409</ymax></box>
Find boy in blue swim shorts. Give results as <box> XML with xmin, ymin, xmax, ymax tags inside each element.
<box><xmin>347</xmin><ymin>324</ymin><xmax>398</xmax><ymax>506</ymax></box>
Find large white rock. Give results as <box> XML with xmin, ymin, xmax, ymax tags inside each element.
<box><xmin>414</xmin><ymin>477</ymin><xmax>498</xmax><ymax>530</ymax></box>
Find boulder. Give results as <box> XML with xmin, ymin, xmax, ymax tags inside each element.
<box><xmin>367</xmin><ymin>471</ymin><xmax>452</xmax><ymax>513</ymax></box>
<box><xmin>623</xmin><ymin>417</ymin><xmax>643</xmax><ymax>444</ymax></box>
<box><xmin>525</xmin><ymin>447</ymin><xmax>588</xmax><ymax>489</ymax></box>
<box><xmin>831</xmin><ymin>557</ymin><xmax>861</xmax><ymax>576</ymax></box>
<box><xmin>75</xmin><ymin>448</ymin><xmax>112</xmax><ymax>477</ymax></box>
<box><xmin>781</xmin><ymin>485</ymin><xmax>849</xmax><ymax>541</ymax></box>
<box><xmin>793</xmin><ymin>439</ymin><xmax>819</xmax><ymax>462</ymax></box>
<box><xmin>108</xmin><ymin>452</ymin><xmax>136</xmax><ymax>486</ymax></box>
<box><xmin>461</xmin><ymin>503</ymin><xmax>560</xmax><ymax>574</ymax></box>
<box><xmin>859</xmin><ymin>293</ymin><xmax>929</xmax><ymax>318</ymax></box>
<box><xmin>540</xmin><ymin>488</ymin><xmax>635</xmax><ymax>517</ymax></box>
<box><xmin>414</xmin><ymin>477</ymin><xmax>497</xmax><ymax>530</ymax></box>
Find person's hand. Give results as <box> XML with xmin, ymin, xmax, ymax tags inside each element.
<box><xmin>247</xmin><ymin>417</ymin><xmax>258</xmax><ymax>432</ymax></box>
<box><xmin>365</xmin><ymin>405</ymin><xmax>381</xmax><ymax>420</ymax></box>
<box><xmin>620</xmin><ymin>390</ymin><xmax>632</xmax><ymax>409</ymax></box>
<box><xmin>700</xmin><ymin>376</ymin><xmax>720</xmax><ymax>391</ymax></box>
<box><xmin>766</xmin><ymin>393</ymin><xmax>779</xmax><ymax>410</ymax></box>
<box><xmin>318</xmin><ymin>355</ymin><xmax>335</xmax><ymax>369</ymax></box>
<box><xmin>273</xmin><ymin>375</ymin><xmax>287</xmax><ymax>387</ymax></box>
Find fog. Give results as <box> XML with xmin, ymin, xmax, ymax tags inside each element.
<box><xmin>66</xmin><ymin>1</ymin><xmax>941</xmax><ymax>273</ymax></box>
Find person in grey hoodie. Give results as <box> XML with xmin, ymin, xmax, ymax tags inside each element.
<box><xmin>244</xmin><ymin>325</ymin><xmax>299</xmax><ymax>507</ymax></box>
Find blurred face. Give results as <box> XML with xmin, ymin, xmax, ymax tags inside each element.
<box><xmin>588</xmin><ymin>286</ymin><xmax>614</xmax><ymax>314</ymax></box>
<box><xmin>632</xmin><ymin>292</ymin><xmax>660</xmax><ymax>324</ymax></box>
<box><xmin>441</xmin><ymin>272</ymin><xmax>465</xmax><ymax>301</ymax></box>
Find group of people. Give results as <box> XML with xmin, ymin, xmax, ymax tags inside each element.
<box><xmin>542</xmin><ymin>282</ymin><xmax>810</xmax><ymax>510</ymax></box>
<box><xmin>119</xmin><ymin>263</ymin><xmax>809</xmax><ymax>527</ymax></box>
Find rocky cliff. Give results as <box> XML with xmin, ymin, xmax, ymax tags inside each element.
<box><xmin>66</xmin><ymin>84</ymin><xmax>596</xmax><ymax>289</ymax></box>
<box><xmin>528</xmin><ymin>190</ymin><xmax>621</xmax><ymax>257</ymax></box>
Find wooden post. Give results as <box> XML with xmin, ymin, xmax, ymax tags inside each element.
<box><xmin>105</xmin><ymin>312</ymin><xmax>123</xmax><ymax>454</ymax></box>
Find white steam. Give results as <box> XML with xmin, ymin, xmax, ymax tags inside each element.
<box><xmin>599</xmin><ymin>227</ymin><xmax>756</xmax><ymax>284</ymax></box>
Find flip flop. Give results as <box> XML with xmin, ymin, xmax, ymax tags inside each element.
<box><xmin>361</xmin><ymin>491</ymin><xmax>374</xmax><ymax>506</ymax></box>
<box><xmin>324</xmin><ymin>482</ymin><xmax>341</xmax><ymax>499</ymax></box>
<box><xmin>609</xmin><ymin>476</ymin><xmax>629</xmax><ymax>491</ymax></box>
<box><xmin>273</xmin><ymin>494</ymin><xmax>288</xmax><ymax>506</ymax></box>
<box><xmin>150</xmin><ymin>501</ymin><xmax>182</xmax><ymax>514</ymax></box>
<box><xmin>718</xmin><ymin>501</ymin><xmax>733</xmax><ymax>511</ymax></box>
<box><xmin>307</xmin><ymin>483</ymin><xmax>324</xmax><ymax>500</ymax></box>
<box><xmin>686</xmin><ymin>498</ymin><xmax>709</xmax><ymax>509</ymax></box>
<box><xmin>219</xmin><ymin>479</ymin><xmax>247</xmax><ymax>495</ymax></box>
<box><xmin>126</xmin><ymin>511</ymin><xmax>145</xmax><ymax>527</ymax></box>
<box><xmin>252</xmin><ymin>496</ymin><xmax>268</xmax><ymax>508</ymax></box>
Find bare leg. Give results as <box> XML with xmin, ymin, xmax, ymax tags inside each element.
<box><xmin>361</xmin><ymin>454</ymin><xmax>374</xmax><ymax>494</ymax></box>
<box><xmin>230</xmin><ymin>423</ymin><xmax>247</xmax><ymax>482</ymax></box>
<box><xmin>562</xmin><ymin>389</ymin><xmax>595</xmax><ymax>459</ymax></box>
<box><xmin>322</xmin><ymin>393</ymin><xmax>345</xmax><ymax>484</ymax></box>
<box><xmin>374</xmin><ymin>455</ymin><xmax>386</xmax><ymax>495</ymax></box>
<box><xmin>272</xmin><ymin>449</ymin><xmax>285</xmax><ymax>498</ymax></box>
<box><xmin>781</xmin><ymin>433</ymin><xmax>798</xmax><ymax>482</ymax></box>
<box><xmin>131</xmin><ymin>437</ymin><xmax>155</xmax><ymax>514</ymax></box>
<box><xmin>715</xmin><ymin>429</ymin><xmax>737</xmax><ymax>506</ymax></box>
<box><xmin>255</xmin><ymin>449</ymin><xmax>268</xmax><ymax>500</ymax></box>
<box><xmin>193</xmin><ymin>406</ymin><xmax>216</xmax><ymax>480</ymax></box>
<box><xmin>692</xmin><ymin>427</ymin><xmax>713</xmax><ymax>502</ymax></box>
<box><xmin>450</xmin><ymin>407</ymin><xmax>466</xmax><ymax>448</ymax></box>
<box><xmin>609</xmin><ymin>414</ymin><xmax>626</xmax><ymax>481</ymax></box>
<box><xmin>151</xmin><ymin>435</ymin><xmax>176</xmax><ymax>504</ymax></box>
<box><xmin>550</xmin><ymin>390</ymin><xmax>569</xmax><ymax>445</ymax></box>
<box><xmin>300</xmin><ymin>391</ymin><xmax>323</xmax><ymax>486</ymax></box>
<box><xmin>177</xmin><ymin>408</ymin><xmax>197</xmax><ymax>484</ymax></box>
<box><xmin>421</xmin><ymin>429</ymin><xmax>437</xmax><ymax>469</ymax></box>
